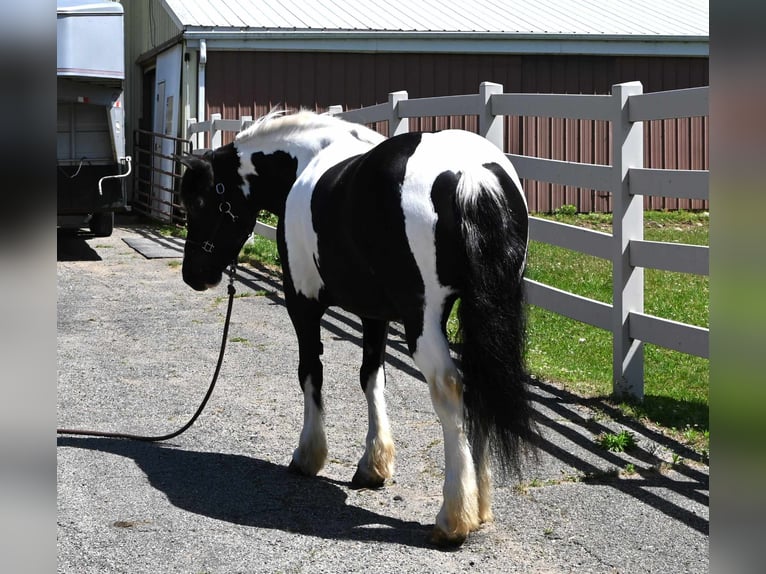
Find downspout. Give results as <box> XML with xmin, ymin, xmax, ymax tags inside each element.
<box><xmin>197</xmin><ymin>38</ymin><xmax>207</xmax><ymax>149</ymax></box>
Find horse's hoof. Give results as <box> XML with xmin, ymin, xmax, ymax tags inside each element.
<box><xmin>429</xmin><ymin>525</ymin><xmax>468</xmax><ymax>549</ymax></box>
<box><xmin>350</xmin><ymin>467</ymin><xmax>385</xmax><ymax>490</ymax></box>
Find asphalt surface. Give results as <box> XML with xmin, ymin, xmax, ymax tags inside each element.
<box><xmin>57</xmin><ymin>220</ymin><xmax>709</xmax><ymax>573</ymax></box>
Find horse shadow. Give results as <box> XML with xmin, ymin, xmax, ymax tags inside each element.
<box><xmin>57</xmin><ymin>436</ymin><xmax>432</xmax><ymax>548</ymax></box>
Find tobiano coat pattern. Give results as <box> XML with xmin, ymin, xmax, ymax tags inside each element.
<box><xmin>179</xmin><ymin>110</ymin><xmax>537</xmax><ymax>547</ymax></box>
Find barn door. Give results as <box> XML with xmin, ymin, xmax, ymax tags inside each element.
<box><xmin>151</xmin><ymin>45</ymin><xmax>182</xmax><ymax>218</ymax></box>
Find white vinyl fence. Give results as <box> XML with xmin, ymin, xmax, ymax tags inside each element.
<box><xmin>187</xmin><ymin>81</ymin><xmax>709</xmax><ymax>400</ymax></box>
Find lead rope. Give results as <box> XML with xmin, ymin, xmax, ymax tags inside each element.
<box><xmin>57</xmin><ymin>263</ymin><xmax>238</xmax><ymax>442</ymax></box>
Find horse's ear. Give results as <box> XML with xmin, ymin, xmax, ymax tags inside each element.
<box><xmin>177</xmin><ymin>152</ymin><xmax>214</xmax><ymax>205</ymax></box>
<box><xmin>175</xmin><ymin>153</ymin><xmax>207</xmax><ymax>170</ymax></box>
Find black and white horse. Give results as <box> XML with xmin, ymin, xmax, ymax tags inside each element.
<box><xmin>179</xmin><ymin>110</ymin><xmax>535</xmax><ymax>546</ymax></box>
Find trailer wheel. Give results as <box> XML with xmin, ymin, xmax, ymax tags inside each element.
<box><xmin>90</xmin><ymin>213</ymin><xmax>114</xmax><ymax>237</ymax></box>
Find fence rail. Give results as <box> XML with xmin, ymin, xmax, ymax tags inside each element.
<box><xmin>186</xmin><ymin>81</ymin><xmax>709</xmax><ymax>400</ymax></box>
<box><xmin>492</xmin><ymin>93</ymin><xmax>614</xmax><ymax>121</ymax></box>
<box><xmin>628</xmin><ymin>86</ymin><xmax>709</xmax><ymax>122</ymax></box>
<box><xmin>629</xmin><ymin>168</ymin><xmax>709</xmax><ymax>201</ymax></box>
<box><xmin>187</xmin><ymin>115</ymin><xmax>254</xmax><ymax>151</ymax></box>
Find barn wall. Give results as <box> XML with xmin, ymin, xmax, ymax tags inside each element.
<box><xmin>120</xmin><ymin>0</ymin><xmax>183</xmax><ymax>151</ymax></box>
<box><xmin>205</xmin><ymin>51</ymin><xmax>709</xmax><ymax>213</ymax></box>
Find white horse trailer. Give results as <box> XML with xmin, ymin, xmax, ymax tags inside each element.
<box><xmin>57</xmin><ymin>0</ymin><xmax>131</xmax><ymax>236</ymax></box>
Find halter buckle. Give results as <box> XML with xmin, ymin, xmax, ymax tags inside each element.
<box><xmin>219</xmin><ymin>201</ymin><xmax>238</xmax><ymax>222</ymax></box>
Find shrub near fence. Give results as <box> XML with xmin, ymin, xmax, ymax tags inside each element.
<box><xmin>186</xmin><ymin>81</ymin><xmax>709</xmax><ymax>401</ymax></box>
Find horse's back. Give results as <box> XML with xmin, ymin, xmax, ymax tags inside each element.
<box><xmin>285</xmin><ymin>129</ymin><xmax>526</xmax><ymax>319</ymax></box>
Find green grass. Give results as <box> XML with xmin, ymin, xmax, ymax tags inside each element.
<box><xmin>239</xmin><ymin>212</ymin><xmax>282</xmax><ymax>268</ymax></box>
<box><xmin>525</xmin><ymin>209</ymin><xmax>708</xmax><ymax>451</ymax></box>
<box><xmin>155</xmin><ymin>223</ymin><xmax>187</xmax><ymax>238</ymax></box>
<box><xmin>241</xmin><ymin>235</ymin><xmax>280</xmax><ymax>268</ymax></box>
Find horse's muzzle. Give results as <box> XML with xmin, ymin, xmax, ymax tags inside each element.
<box><xmin>182</xmin><ymin>264</ymin><xmax>222</xmax><ymax>291</ymax></box>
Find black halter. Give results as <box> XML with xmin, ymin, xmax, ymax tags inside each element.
<box><xmin>186</xmin><ymin>182</ymin><xmax>249</xmax><ymax>255</ymax></box>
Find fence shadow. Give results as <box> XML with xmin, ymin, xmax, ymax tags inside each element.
<box><xmin>525</xmin><ymin>379</ymin><xmax>708</xmax><ymax>535</ymax></box>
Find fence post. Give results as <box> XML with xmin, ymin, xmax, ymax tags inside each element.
<box><xmin>209</xmin><ymin>112</ymin><xmax>222</xmax><ymax>149</ymax></box>
<box><xmin>186</xmin><ymin>117</ymin><xmax>197</xmax><ymax>150</ymax></box>
<box><xmin>479</xmin><ymin>82</ymin><xmax>503</xmax><ymax>150</ymax></box>
<box><xmin>388</xmin><ymin>90</ymin><xmax>409</xmax><ymax>136</ymax></box>
<box><xmin>611</xmin><ymin>81</ymin><xmax>645</xmax><ymax>400</ymax></box>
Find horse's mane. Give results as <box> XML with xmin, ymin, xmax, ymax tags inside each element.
<box><xmin>235</xmin><ymin>108</ymin><xmax>385</xmax><ymax>147</ymax></box>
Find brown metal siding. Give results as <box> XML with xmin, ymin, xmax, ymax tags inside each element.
<box><xmin>206</xmin><ymin>51</ymin><xmax>708</xmax><ymax>213</ymax></box>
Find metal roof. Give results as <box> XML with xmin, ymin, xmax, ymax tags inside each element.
<box><xmin>161</xmin><ymin>0</ymin><xmax>708</xmax><ymax>56</ymax></box>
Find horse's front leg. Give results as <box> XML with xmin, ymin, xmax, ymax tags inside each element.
<box><xmin>351</xmin><ymin>318</ymin><xmax>395</xmax><ymax>489</ymax></box>
<box><xmin>286</xmin><ymin>298</ymin><xmax>328</xmax><ymax>476</ymax></box>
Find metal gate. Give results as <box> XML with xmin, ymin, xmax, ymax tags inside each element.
<box><xmin>132</xmin><ymin>129</ymin><xmax>190</xmax><ymax>224</ymax></box>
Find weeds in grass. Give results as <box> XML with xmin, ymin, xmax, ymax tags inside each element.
<box><xmin>554</xmin><ymin>204</ymin><xmax>578</xmax><ymax>216</ymax></box>
<box><xmin>596</xmin><ymin>430</ymin><xmax>638</xmax><ymax>452</ymax></box>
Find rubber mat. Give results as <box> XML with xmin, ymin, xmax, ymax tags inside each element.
<box><xmin>123</xmin><ymin>236</ymin><xmax>184</xmax><ymax>258</ymax></box>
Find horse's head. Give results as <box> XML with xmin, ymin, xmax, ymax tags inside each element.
<box><xmin>178</xmin><ymin>147</ymin><xmax>256</xmax><ymax>291</ymax></box>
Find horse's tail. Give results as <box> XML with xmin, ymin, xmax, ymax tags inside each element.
<box><xmin>455</xmin><ymin>162</ymin><xmax>537</xmax><ymax>475</ymax></box>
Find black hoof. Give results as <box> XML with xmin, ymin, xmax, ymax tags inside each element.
<box><xmin>350</xmin><ymin>468</ymin><xmax>386</xmax><ymax>490</ymax></box>
<box><xmin>429</xmin><ymin>526</ymin><xmax>467</xmax><ymax>549</ymax></box>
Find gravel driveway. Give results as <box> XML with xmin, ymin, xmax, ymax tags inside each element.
<box><xmin>57</xmin><ymin>220</ymin><xmax>708</xmax><ymax>573</ymax></box>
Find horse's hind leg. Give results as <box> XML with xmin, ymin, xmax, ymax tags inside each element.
<box><xmin>405</xmin><ymin>312</ymin><xmax>480</xmax><ymax>546</ymax></box>
<box><xmin>473</xmin><ymin>432</ymin><xmax>494</xmax><ymax>524</ymax></box>
<box><xmin>286</xmin><ymin>301</ymin><xmax>328</xmax><ymax>476</ymax></box>
<box><xmin>352</xmin><ymin>318</ymin><xmax>395</xmax><ymax>489</ymax></box>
